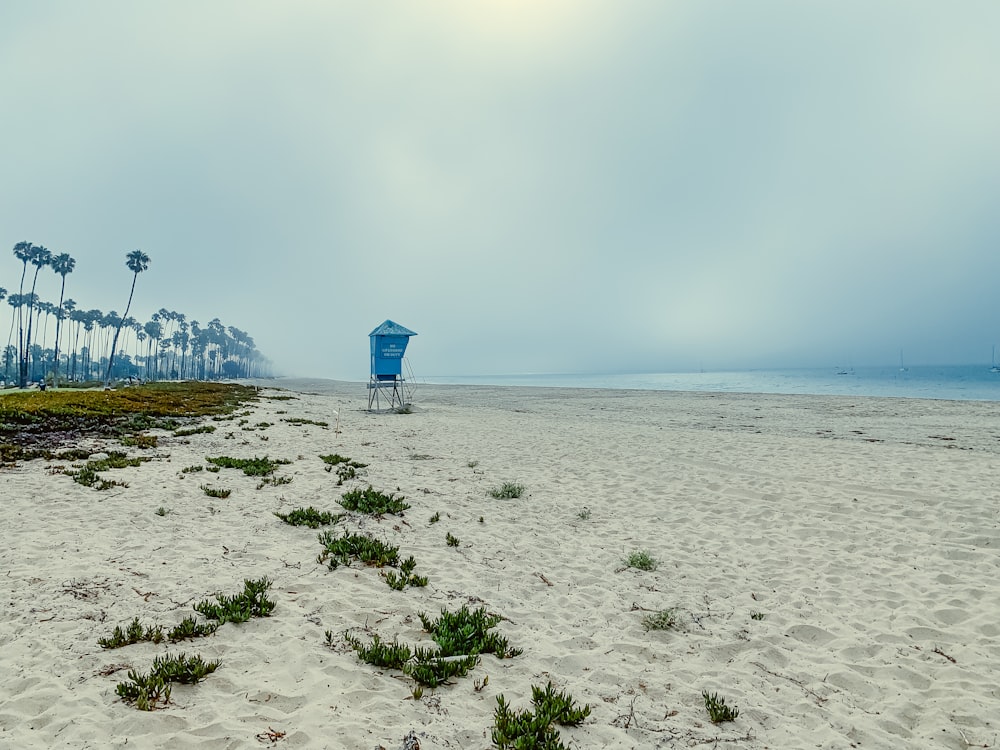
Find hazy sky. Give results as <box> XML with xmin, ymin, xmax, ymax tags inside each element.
<box><xmin>2</xmin><ymin>2</ymin><xmax>999</xmax><ymax>380</ymax></box>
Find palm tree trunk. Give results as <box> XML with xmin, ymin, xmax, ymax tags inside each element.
<box><xmin>104</xmin><ymin>275</ymin><xmax>137</xmax><ymax>388</ymax></box>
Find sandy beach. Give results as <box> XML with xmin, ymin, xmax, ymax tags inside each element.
<box><xmin>2</xmin><ymin>378</ymin><xmax>999</xmax><ymax>749</ymax></box>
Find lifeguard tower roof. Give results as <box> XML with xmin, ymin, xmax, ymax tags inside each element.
<box><xmin>369</xmin><ymin>320</ymin><xmax>418</xmax><ymax>337</ymax></box>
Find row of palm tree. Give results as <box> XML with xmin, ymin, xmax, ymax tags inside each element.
<box><xmin>2</xmin><ymin>242</ymin><xmax>272</xmax><ymax>388</ymax></box>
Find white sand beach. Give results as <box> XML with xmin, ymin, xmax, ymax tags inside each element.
<box><xmin>2</xmin><ymin>379</ymin><xmax>999</xmax><ymax>749</ymax></box>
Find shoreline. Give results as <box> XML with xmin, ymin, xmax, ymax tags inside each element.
<box><xmin>2</xmin><ymin>383</ymin><xmax>999</xmax><ymax>747</ymax></box>
<box><xmin>265</xmin><ymin>365</ymin><xmax>1000</xmax><ymax>404</ymax></box>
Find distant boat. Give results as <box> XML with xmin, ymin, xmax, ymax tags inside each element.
<box><xmin>991</xmin><ymin>346</ymin><xmax>1000</xmax><ymax>374</ymax></box>
<box><xmin>899</xmin><ymin>350</ymin><xmax>908</xmax><ymax>372</ymax></box>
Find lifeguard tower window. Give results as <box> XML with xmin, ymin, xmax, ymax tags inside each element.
<box><xmin>368</xmin><ymin>320</ymin><xmax>416</xmax><ymax>411</ymax></box>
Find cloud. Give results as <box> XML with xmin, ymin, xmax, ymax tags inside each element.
<box><xmin>2</xmin><ymin>1</ymin><xmax>999</xmax><ymax>378</ymax></box>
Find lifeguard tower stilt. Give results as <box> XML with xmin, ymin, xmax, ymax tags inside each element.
<box><xmin>367</xmin><ymin>320</ymin><xmax>417</xmax><ymax>411</ymax></box>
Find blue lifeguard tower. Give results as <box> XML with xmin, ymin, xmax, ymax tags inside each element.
<box><xmin>368</xmin><ymin>320</ymin><xmax>417</xmax><ymax>410</ymax></box>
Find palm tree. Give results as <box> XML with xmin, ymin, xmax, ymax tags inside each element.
<box><xmin>81</xmin><ymin>309</ymin><xmax>102</xmax><ymax>380</ymax></box>
<box><xmin>105</xmin><ymin>250</ymin><xmax>150</xmax><ymax>388</ymax></box>
<box><xmin>12</xmin><ymin>241</ymin><xmax>33</xmax><ymax>387</ymax></box>
<box><xmin>49</xmin><ymin>253</ymin><xmax>75</xmax><ymax>387</ymax></box>
<box><xmin>34</xmin><ymin>300</ymin><xmax>55</xmax><ymax>379</ymax></box>
<box><xmin>6</xmin><ymin>294</ymin><xmax>26</xmax><ymax>375</ymax></box>
<box><xmin>100</xmin><ymin>311</ymin><xmax>122</xmax><ymax>379</ymax></box>
<box><xmin>190</xmin><ymin>320</ymin><xmax>206</xmax><ymax>379</ymax></box>
<box><xmin>0</xmin><ymin>286</ymin><xmax>6</xmax><ymax>384</ymax></box>
<box><xmin>21</xmin><ymin>245</ymin><xmax>52</xmax><ymax>386</ymax></box>
<box><xmin>67</xmin><ymin>304</ymin><xmax>84</xmax><ymax>381</ymax></box>
<box><xmin>2</xmin><ymin>345</ymin><xmax>14</xmax><ymax>385</ymax></box>
<box><xmin>143</xmin><ymin>318</ymin><xmax>162</xmax><ymax>380</ymax></box>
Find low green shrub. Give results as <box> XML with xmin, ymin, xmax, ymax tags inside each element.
<box><xmin>283</xmin><ymin>417</ymin><xmax>329</xmax><ymax>427</ymax></box>
<box><xmin>320</xmin><ymin>454</ymin><xmax>367</xmax><ymax>484</ymax></box>
<box><xmin>274</xmin><ymin>506</ymin><xmax>342</xmax><ymax>528</ymax></box>
<box><xmin>340</xmin><ymin>485</ymin><xmax>410</xmax><ymax>516</ymax></box>
<box><xmin>642</xmin><ymin>608</ymin><xmax>679</xmax><ymax>631</ymax></box>
<box><xmin>338</xmin><ymin>605</ymin><xmax>517</xmax><ymax>693</ymax></box>
<box><xmin>120</xmin><ymin>434</ymin><xmax>158</xmax><ymax>448</ymax></box>
<box><xmin>173</xmin><ymin>425</ymin><xmax>216</xmax><ymax>437</ymax></box>
<box><xmin>99</xmin><ymin>614</ymin><xmax>220</xmax><ymax>650</ymax></box>
<box><xmin>167</xmin><ymin>615</ymin><xmax>220</xmax><ymax>642</ymax></box>
<box><xmin>382</xmin><ymin>556</ymin><xmax>428</xmax><ymax>590</ymax></box>
<box><xmin>205</xmin><ymin>455</ymin><xmax>290</xmax><ymax>476</ymax></box>
<box><xmin>99</xmin><ymin>618</ymin><xmax>165</xmax><ymax>649</ymax></box>
<box><xmin>488</xmin><ymin>482</ymin><xmax>525</xmax><ymax>499</ymax></box>
<box><xmin>625</xmin><ymin>550</ymin><xmax>658</xmax><ymax>571</ymax></box>
<box><xmin>344</xmin><ymin>633</ymin><xmax>413</xmax><ymax>669</ymax></box>
<box><xmin>64</xmin><ymin>451</ymin><xmax>145</xmax><ymax>490</ymax></box>
<box><xmin>116</xmin><ymin>652</ymin><xmax>220</xmax><ymax>711</ymax></box>
<box><xmin>317</xmin><ymin>531</ymin><xmax>400</xmax><ymax>569</ymax></box>
<box><xmin>339</xmin><ymin>486</ymin><xmax>409</xmax><ymax>515</ymax></box>
<box><xmin>404</xmin><ymin>649</ymin><xmax>478</xmax><ymax>687</ymax></box>
<box><xmin>703</xmin><ymin>690</ymin><xmax>740</xmax><ymax>723</ymax></box>
<box><xmin>492</xmin><ymin>682</ymin><xmax>590</xmax><ymax>748</ymax></box>
<box><xmin>256</xmin><ymin>475</ymin><xmax>292</xmax><ymax>489</ymax></box>
<box><xmin>193</xmin><ymin>577</ymin><xmax>275</xmax><ymax>624</ymax></box>
<box><xmin>419</xmin><ymin>604</ymin><xmax>522</xmax><ymax>659</ymax></box>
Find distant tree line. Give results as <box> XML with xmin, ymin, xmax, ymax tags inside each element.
<box><xmin>1</xmin><ymin>241</ymin><xmax>272</xmax><ymax>388</ymax></box>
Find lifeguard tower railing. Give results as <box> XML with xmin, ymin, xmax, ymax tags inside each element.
<box><xmin>367</xmin><ymin>320</ymin><xmax>416</xmax><ymax>411</ymax></box>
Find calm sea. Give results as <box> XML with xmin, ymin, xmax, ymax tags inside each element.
<box><xmin>422</xmin><ymin>365</ymin><xmax>1000</xmax><ymax>402</ymax></box>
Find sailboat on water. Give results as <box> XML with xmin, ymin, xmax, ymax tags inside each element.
<box><xmin>899</xmin><ymin>349</ymin><xmax>908</xmax><ymax>373</ymax></box>
<box><xmin>991</xmin><ymin>346</ymin><xmax>1000</xmax><ymax>374</ymax></box>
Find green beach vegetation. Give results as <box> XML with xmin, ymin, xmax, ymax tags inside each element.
<box><xmin>488</xmin><ymin>481</ymin><xmax>526</xmax><ymax>499</ymax></box>
<box><xmin>0</xmin><ymin>381</ymin><xmax>260</xmax><ymax>465</ymax></box>
<box><xmin>624</xmin><ymin>549</ymin><xmax>658</xmax><ymax>571</ymax></box>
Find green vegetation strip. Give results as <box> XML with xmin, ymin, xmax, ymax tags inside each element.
<box><xmin>1</xmin><ymin>382</ymin><xmax>258</xmax><ymax>432</ymax></box>
<box><xmin>1</xmin><ymin>383</ymin><xmax>259</xmax><ymax>464</ymax></box>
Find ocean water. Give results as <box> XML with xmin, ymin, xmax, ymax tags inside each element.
<box><xmin>422</xmin><ymin>365</ymin><xmax>1000</xmax><ymax>402</ymax></box>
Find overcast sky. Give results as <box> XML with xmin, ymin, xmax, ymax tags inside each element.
<box><xmin>2</xmin><ymin>2</ymin><xmax>999</xmax><ymax>380</ymax></box>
